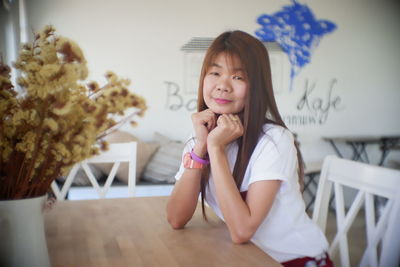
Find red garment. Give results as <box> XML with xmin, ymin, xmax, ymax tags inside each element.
<box><xmin>281</xmin><ymin>252</ymin><xmax>334</xmax><ymax>267</ymax></box>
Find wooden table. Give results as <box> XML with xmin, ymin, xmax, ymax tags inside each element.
<box><xmin>44</xmin><ymin>197</ymin><xmax>282</xmax><ymax>267</ymax></box>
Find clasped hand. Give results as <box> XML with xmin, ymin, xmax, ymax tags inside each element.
<box><xmin>191</xmin><ymin>109</ymin><xmax>243</xmax><ymax>150</ymax></box>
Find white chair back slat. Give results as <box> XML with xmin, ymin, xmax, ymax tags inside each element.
<box><xmin>51</xmin><ymin>142</ymin><xmax>137</xmax><ymax>200</ymax></box>
<box><xmin>361</xmin><ymin>199</ymin><xmax>394</xmax><ymax>267</ymax></box>
<box><xmin>313</xmin><ymin>155</ymin><xmax>400</xmax><ymax>267</ymax></box>
<box><xmin>333</xmin><ymin>182</ymin><xmax>350</xmax><ymax>267</ymax></box>
<box><xmin>380</xmin><ymin>197</ymin><xmax>400</xmax><ymax>267</ymax></box>
<box><xmin>327</xmin><ymin>162</ymin><xmax>399</xmax><ymax>199</ymax></box>
<box><xmin>100</xmin><ymin>162</ymin><xmax>121</xmax><ymax>198</ymax></box>
<box><xmin>312</xmin><ymin>159</ymin><xmax>334</xmax><ymax>233</ymax></box>
<box><xmin>50</xmin><ymin>181</ymin><xmax>61</xmax><ymax>199</ymax></box>
<box><xmin>81</xmin><ymin>162</ymin><xmax>104</xmax><ymax>196</ymax></box>
<box><xmin>364</xmin><ymin>193</ymin><xmax>378</xmax><ymax>267</ymax></box>
<box><xmin>330</xmin><ymin>190</ymin><xmax>364</xmax><ymax>258</ymax></box>
<box><xmin>59</xmin><ymin>164</ymin><xmax>81</xmax><ymax>199</ymax></box>
<box><xmin>127</xmin><ymin>158</ymin><xmax>136</xmax><ymax>197</ymax></box>
<box><xmin>86</xmin><ymin>143</ymin><xmax>134</xmax><ymax>163</ymax></box>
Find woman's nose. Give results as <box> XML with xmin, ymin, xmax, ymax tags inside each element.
<box><xmin>216</xmin><ymin>77</ymin><xmax>231</xmax><ymax>92</ymax></box>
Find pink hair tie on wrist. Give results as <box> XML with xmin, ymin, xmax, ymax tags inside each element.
<box><xmin>190</xmin><ymin>149</ymin><xmax>210</xmax><ymax>165</ymax></box>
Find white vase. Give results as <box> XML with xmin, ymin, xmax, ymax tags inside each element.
<box><xmin>0</xmin><ymin>194</ymin><xmax>50</xmax><ymax>267</ymax></box>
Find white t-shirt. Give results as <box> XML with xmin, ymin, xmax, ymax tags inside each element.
<box><xmin>175</xmin><ymin>123</ymin><xmax>328</xmax><ymax>263</ymax></box>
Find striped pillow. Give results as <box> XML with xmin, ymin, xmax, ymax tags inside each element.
<box><xmin>142</xmin><ymin>134</ymin><xmax>184</xmax><ymax>184</ymax></box>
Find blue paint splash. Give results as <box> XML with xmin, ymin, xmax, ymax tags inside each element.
<box><xmin>255</xmin><ymin>0</ymin><xmax>337</xmax><ymax>91</ymax></box>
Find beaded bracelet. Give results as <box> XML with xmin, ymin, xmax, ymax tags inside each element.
<box><xmin>190</xmin><ymin>149</ymin><xmax>210</xmax><ymax>165</ymax></box>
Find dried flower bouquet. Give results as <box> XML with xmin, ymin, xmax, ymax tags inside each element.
<box><xmin>0</xmin><ymin>26</ymin><xmax>147</xmax><ymax>200</ymax></box>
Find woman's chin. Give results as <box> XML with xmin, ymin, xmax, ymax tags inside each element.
<box><xmin>208</xmin><ymin>106</ymin><xmax>237</xmax><ymax>115</ymax></box>
<box><xmin>211</xmin><ymin>109</ymin><xmax>241</xmax><ymax>115</ymax></box>
<box><xmin>210</xmin><ymin>109</ymin><xmax>228</xmax><ymax>115</ymax></box>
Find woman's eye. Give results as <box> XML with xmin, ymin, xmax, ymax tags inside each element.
<box><xmin>233</xmin><ymin>75</ymin><xmax>243</xmax><ymax>80</ymax></box>
<box><xmin>209</xmin><ymin>72</ymin><xmax>219</xmax><ymax>76</ymax></box>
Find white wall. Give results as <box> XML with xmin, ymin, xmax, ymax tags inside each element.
<box><xmin>1</xmin><ymin>0</ymin><xmax>21</xmax><ymax>86</ymax></box>
<box><xmin>23</xmin><ymin>0</ymin><xmax>400</xmax><ymax>164</ymax></box>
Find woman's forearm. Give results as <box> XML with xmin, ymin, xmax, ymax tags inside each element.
<box><xmin>167</xmin><ymin>142</ymin><xmax>208</xmax><ymax>229</ymax></box>
<box><xmin>166</xmin><ymin>169</ymin><xmax>202</xmax><ymax>229</ymax></box>
<box><xmin>207</xmin><ymin>146</ymin><xmax>253</xmax><ymax>242</ymax></box>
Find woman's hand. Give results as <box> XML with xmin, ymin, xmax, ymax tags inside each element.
<box><xmin>207</xmin><ymin>114</ymin><xmax>243</xmax><ymax>149</ymax></box>
<box><xmin>191</xmin><ymin>109</ymin><xmax>217</xmax><ymax>155</ymax></box>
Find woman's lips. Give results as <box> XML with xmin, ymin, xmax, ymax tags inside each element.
<box><xmin>214</xmin><ymin>98</ymin><xmax>232</xmax><ymax>104</ymax></box>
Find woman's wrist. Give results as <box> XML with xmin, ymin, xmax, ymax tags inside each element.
<box><xmin>207</xmin><ymin>144</ymin><xmax>225</xmax><ymax>155</ymax></box>
<box><xmin>193</xmin><ymin>141</ymin><xmax>207</xmax><ymax>158</ymax></box>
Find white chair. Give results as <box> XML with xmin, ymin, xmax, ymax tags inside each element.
<box><xmin>51</xmin><ymin>142</ymin><xmax>137</xmax><ymax>200</ymax></box>
<box><xmin>303</xmin><ymin>160</ymin><xmax>323</xmax><ymax>211</ymax></box>
<box><xmin>312</xmin><ymin>155</ymin><xmax>400</xmax><ymax>267</ymax></box>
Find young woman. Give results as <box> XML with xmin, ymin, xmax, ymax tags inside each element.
<box><xmin>166</xmin><ymin>30</ymin><xmax>333</xmax><ymax>267</ymax></box>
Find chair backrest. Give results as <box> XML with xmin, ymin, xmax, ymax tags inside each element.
<box><xmin>312</xmin><ymin>155</ymin><xmax>400</xmax><ymax>267</ymax></box>
<box><xmin>51</xmin><ymin>142</ymin><xmax>137</xmax><ymax>200</ymax></box>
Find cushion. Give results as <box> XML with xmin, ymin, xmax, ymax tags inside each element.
<box><xmin>57</xmin><ymin>164</ymin><xmax>104</xmax><ymax>186</ymax></box>
<box><xmin>96</xmin><ymin>130</ymin><xmax>159</xmax><ymax>183</ymax></box>
<box><xmin>141</xmin><ymin>132</ymin><xmax>184</xmax><ymax>184</ymax></box>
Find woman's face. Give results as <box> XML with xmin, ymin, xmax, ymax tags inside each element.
<box><xmin>202</xmin><ymin>53</ymin><xmax>248</xmax><ymax>115</ymax></box>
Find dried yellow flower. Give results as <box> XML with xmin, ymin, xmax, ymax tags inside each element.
<box><xmin>52</xmin><ymin>101</ymin><xmax>73</xmax><ymax>116</ymax></box>
<box><xmin>2</xmin><ymin>144</ymin><xmax>12</xmax><ymax>160</ymax></box>
<box><xmin>15</xmin><ymin>131</ymin><xmax>36</xmax><ymax>158</ymax></box>
<box><xmin>43</xmin><ymin>118</ymin><xmax>58</xmax><ymax>132</ymax></box>
<box><xmin>0</xmin><ymin>26</ymin><xmax>147</xmax><ymax>200</ymax></box>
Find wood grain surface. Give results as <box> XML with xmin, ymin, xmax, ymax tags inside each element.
<box><xmin>44</xmin><ymin>196</ymin><xmax>281</xmax><ymax>267</ymax></box>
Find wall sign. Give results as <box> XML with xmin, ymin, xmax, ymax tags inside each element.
<box><xmin>282</xmin><ymin>78</ymin><xmax>344</xmax><ymax>126</ymax></box>
<box><xmin>165</xmin><ymin>81</ymin><xmax>197</xmax><ymax>112</ymax></box>
<box><xmin>255</xmin><ymin>0</ymin><xmax>337</xmax><ymax>91</ymax></box>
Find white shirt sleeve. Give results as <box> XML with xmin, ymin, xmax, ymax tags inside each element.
<box><xmin>245</xmin><ymin>126</ymin><xmax>298</xmax><ymax>192</ymax></box>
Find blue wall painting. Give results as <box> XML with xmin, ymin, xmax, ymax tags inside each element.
<box><xmin>255</xmin><ymin>0</ymin><xmax>337</xmax><ymax>91</ymax></box>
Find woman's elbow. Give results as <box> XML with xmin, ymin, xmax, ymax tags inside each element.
<box><xmin>230</xmin><ymin>228</ymin><xmax>254</xmax><ymax>244</ymax></box>
<box><xmin>166</xmin><ymin>204</ymin><xmax>184</xmax><ymax>229</ymax></box>
<box><xmin>166</xmin><ymin>204</ymin><xmax>194</xmax><ymax>229</ymax></box>
<box><xmin>167</xmin><ymin>217</ymin><xmax>186</xmax><ymax>230</ymax></box>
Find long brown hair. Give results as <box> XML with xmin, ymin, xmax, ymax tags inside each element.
<box><xmin>197</xmin><ymin>30</ymin><xmax>304</xmax><ymax>218</ymax></box>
